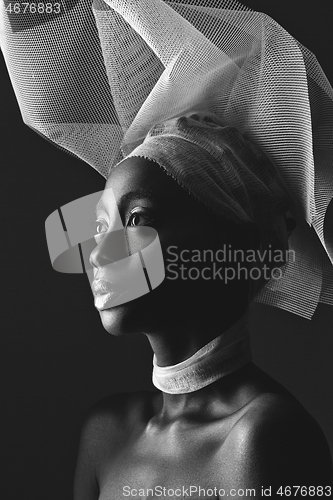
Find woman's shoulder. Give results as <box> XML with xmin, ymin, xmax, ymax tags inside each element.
<box><xmin>239</xmin><ymin>391</ymin><xmax>314</xmax><ymax>424</ymax></box>
<box><xmin>79</xmin><ymin>391</ymin><xmax>157</xmax><ymax>445</ymax></box>
<box><xmin>229</xmin><ymin>391</ymin><xmax>329</xmax><ymax>454</ymax></box>
<box><xmin>74</xmin><ymin>391</ymin><xmax>158</xmax><ymax>500</ymax></box>
<box><xmin>74</xmin><ymin>393</ymin><xmax>153</xmax><ymax>500</ymax></box>
<box><xmin>224</xmin><ymin>392</ymin><xmax>333</xmax><ymax>486</ymax></box>
<box><xmin>235</xmin><ymin>391</ymin><xmax>326</xmax><ymax>438</ymax></box>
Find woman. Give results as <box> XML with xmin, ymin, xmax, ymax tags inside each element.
<box><xmin>1</xmin><ymin>0</ymin><xmax>332</xmax><ymax>498</ymax></box>
<box><xmin>72</xmin><ymin>114</ymin><xmax>333</xmax><ymax>499</ymax></box>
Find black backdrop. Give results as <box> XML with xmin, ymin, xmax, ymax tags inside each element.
<box><xmin>1</xmin><ymin>1</ymin><xmax>333</xmax><ymax>499</ymax></box>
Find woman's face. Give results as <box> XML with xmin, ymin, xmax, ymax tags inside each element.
<box><xmin>89</xmin><ymin>157</ymin><xmax>251</xmax><ymax>336</ymax></box>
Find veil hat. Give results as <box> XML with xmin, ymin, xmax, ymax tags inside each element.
<box><xmin>1</xmin><ymin>0</ymin><xmax>332</xmax><ymax>318</ymax></box>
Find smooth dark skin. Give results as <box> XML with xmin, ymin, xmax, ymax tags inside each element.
<box><xmin>74</xmin><ymin>158</ymin><xmax>333</xmax><ymax>500</ymax></box>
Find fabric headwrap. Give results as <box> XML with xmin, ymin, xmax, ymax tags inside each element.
<box><xmin>1</xmin><ymin>0</ymin><xmax>332</xmax><ymax>318</ymax></box>
<box><xmin>125</xmin><ymin>112</ymin><xmax>291</xmax><ymax>294</ymax></box>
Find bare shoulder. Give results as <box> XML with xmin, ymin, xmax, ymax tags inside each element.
<box><xmin>79</xmin><ymin>390</ymin><xmax>157</xmax><ymax>452</ymax></box>
<box><xmin>73</xmin><ymin>391</ymin><xmax>157</xmax><ymax>500</ymax></box>
<box><xmin>223</xmin><ymin>392</ymin><xmax>333</xmax><ymax>488</ymax></box>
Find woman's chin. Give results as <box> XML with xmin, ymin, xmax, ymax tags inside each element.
<box><xmin>98</xmin><ymin>307</ymin><xmax>126</xmax><ymax>336</ymax></box>
<box><xmin>98</xmin><ymin>304</ymin><xmax>145</xmax><ymax>336</ymax></box>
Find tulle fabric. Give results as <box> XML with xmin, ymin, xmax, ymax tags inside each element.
<box><xmin>1</xmin><ymin>0</ymin><xmax>332</xmax><ymax>317</ymax></box>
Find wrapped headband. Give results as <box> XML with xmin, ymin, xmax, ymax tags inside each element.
<box><xmin>124</xmin><ymin>112</ymin><xmax>326</xmax><ymax>316</ymax></box>
<box><xmin>1</xmin><ymin>0</ymin><xmax>332</xmax><ymax>318</ymax></box>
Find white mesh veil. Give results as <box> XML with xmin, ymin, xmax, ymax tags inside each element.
<box><xmin>1</xmin><ymin>0</ymin><xmax>332</xmax><ymax>318</ymax></box>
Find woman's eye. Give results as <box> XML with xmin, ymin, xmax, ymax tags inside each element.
<box><xmin>128</xmin><ymin>212</ymin><xmax>145</xmax><ymax>227</ymax></box>
<box><xmin>127</xmin><ymin>209</ymin><xmax>152</xmax><ymax>228</ymax></box>
<box><xmin>95</xmin><ymin>220</ymin><xmax>108</xmax><ymax>235</ymax></box>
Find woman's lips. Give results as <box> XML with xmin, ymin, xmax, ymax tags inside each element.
<box><xmin>92</xmin><ymin>279</ymin><xmax>117</xmax><ymax>311</ymax></box>
<box><xmin>94</xmin><ymin>292</ymin><xmax>117</xmax><ymax>311</ymax></box>
<box><xmin>91</xmin><ymin>279</ymin><xmax>114</xmax><ymax>296</ymax></box>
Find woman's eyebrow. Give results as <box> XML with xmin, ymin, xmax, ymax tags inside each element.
<box><xmin>118</xmin><ymin>189</ymin><xmax>157</xmax><ymax>210</ymax></box>
<box><xmin>95</xmin><ymin>198</ymin><xmax>107</xmax><ymax>216</ymax></box>
<box><xmin>95</xmin><ymin>188</ymin><xmax>157</xmax><ymax>216</ymax></box>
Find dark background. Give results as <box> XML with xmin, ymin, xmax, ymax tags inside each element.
<box><xmin>1</xmin><ymin>1</ymin><xmax>332</xmax><ymax>498</ymax></box>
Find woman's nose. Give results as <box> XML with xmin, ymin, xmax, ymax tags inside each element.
<box><xmin>89</xmin><ymin>229</ymin><xmax>129</xmax><ymax>269</ymax></box>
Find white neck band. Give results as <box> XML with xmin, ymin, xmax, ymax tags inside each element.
<box><xmin>152</xmin><ymin>315</ymin><xmax>252</xmax><ymax>394</ymax></box>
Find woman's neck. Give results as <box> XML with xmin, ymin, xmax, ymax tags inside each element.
<box><xmin>144</xmin><ymin>311</ymin><xmax>252</xmax><ymax>421</ymax></box>
<box><xmin>145</xmin><ymin>310</ymin><xmax>248</xmax><ymax>367</ymax></box>
<box><xmin>151</xmin><ymin>363</ymin><xmax>257</xmax><ymax>423</ymax></box>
